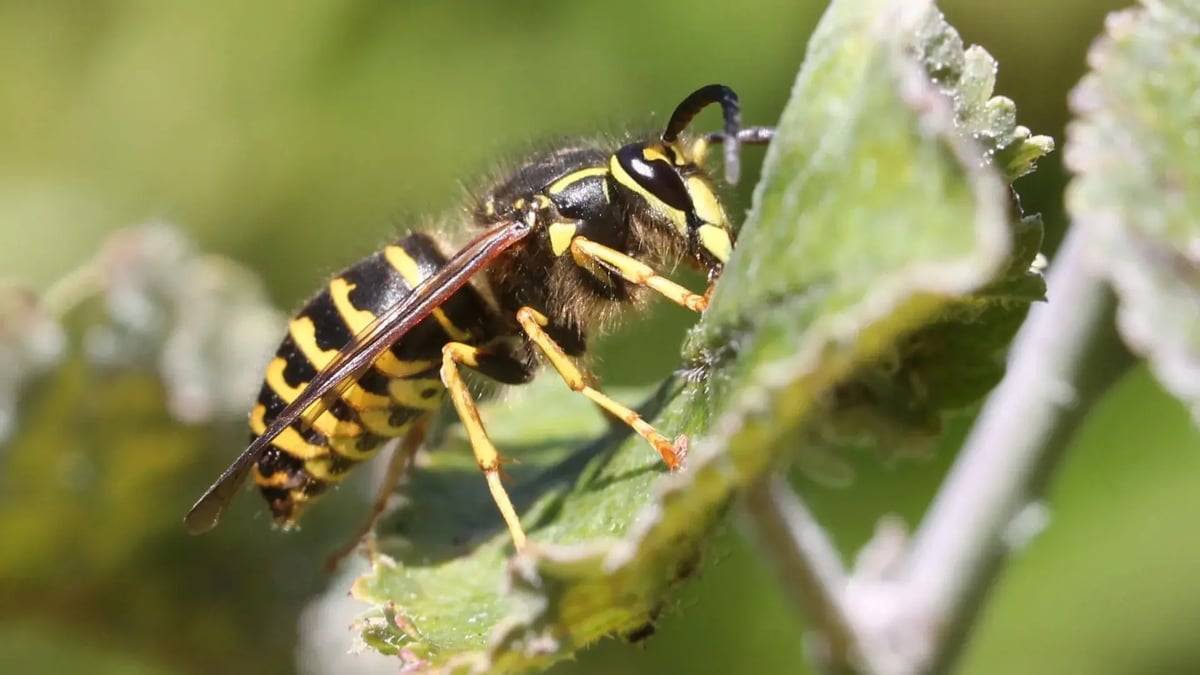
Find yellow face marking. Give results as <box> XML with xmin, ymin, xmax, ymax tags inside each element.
<box><xmin>608</xmin><ymin>155</ymin><xmax>688</xmax><ymax>234</ymax></box>
<box><xmin>687</xmin><ymin>176</ymin><xmax>727</xmax><ymax>228</ymax></box>
<box><xmin>547</xmin><ymin>167</ymin><xmax>608</xmax><ymax>195</ymax></box>
<box><xmin>513</xmin><ymin>198</ymin><xmax>525</xmax><ymax>210</ymax></box>
<box><xmin>484</xmin><ymin>199</ymin><xmax>496</xmax><ymax>216</ymax></box>
<box><xmin>249</xmin><ymin>403</ymin><xmax>328</xmax><ymax>460</ymax></box>
<box><xmin>687</xmin><ymin>137</ymin><xmax>711</xmax><ymax>166</ymax></box>
<box><xmin>548</xmin><ymin>221</ymin><xmax>577</xmax><ymax>256</ymax></box>
<box><xmin>383</xmin><ymin>245</ymin><xmax>472</xmax><ymax>341</ymax></box>
<box><xmin>668</xmin><ymin>140</ymin><xmax>692</xmax><ymax>166</ymax></box>
<box><xmin>697</xmin><ymin>225</ymin><xmax>733</xmax><ymax>264</ymax></box>
<box><xmin>641</xmin><ymin>146</ymin><xmax>670</xmax><ymax>163</ymax></box>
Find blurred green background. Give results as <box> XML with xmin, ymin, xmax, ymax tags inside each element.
<box><xmin>1</xmin><ymin>1</ymin><xmax>1196</xmax><ymax>674</ymax></box>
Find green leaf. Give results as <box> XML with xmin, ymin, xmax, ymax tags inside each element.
<box><xmin>351</xmin><ymin>0</ymin><xmax>1049</xmax><ymax>672</ymax></box>
<box><xmin>1066</xmin><ymin>0</ymin><xmax>1200</xmax><ymax>423</ymax></box>
<box><xmin>774</xmin><ymin>7</ymin><xmax>1053</xmax><ymax>476</ymax></box>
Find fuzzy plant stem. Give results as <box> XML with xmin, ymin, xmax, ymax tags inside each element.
<box><xmin>900</xmin><ymin>224</ymin><xmax>1134</xmax><ymax>673</ymax></box>
<box><xmin>741</xmin><ymin>224</ymin><xmax>1135</xmax><ymax>675</ymax></box>
<box><xmin>742</xmin><ymin>474</ymin><xmax>869</xmax><ymax>675</ymax></box>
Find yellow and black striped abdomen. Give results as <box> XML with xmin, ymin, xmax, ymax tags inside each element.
<box><xmin>250</xmin><ymin>233</ymin><xmax>501</xmax><ymax>527</ymax></box>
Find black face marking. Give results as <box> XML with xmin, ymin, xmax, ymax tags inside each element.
<box><xmin>615</xmin><ymin>144</ymin><xmax>693</xmax><ymax>212</ymax></box>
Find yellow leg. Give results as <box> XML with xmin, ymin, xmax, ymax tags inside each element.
<box><xmin>516</xmin><ymin>306</ymin><xmax>686</xmax><ymax>470</ymax></box>
<box><xmin>324</xmin><ymin>418</ymin><xmax>428</xmax><ymax>572</ymax></box>
<box><xmin>440</xmin><ymin>342</ymin><xmax>527</xmax><ymax>551</ymax></box>
<box><xmin>570</xmin><ymin>237</ymin><xmax>709</xmax><ymax>312</ymax></box>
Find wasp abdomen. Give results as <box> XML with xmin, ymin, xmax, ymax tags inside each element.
<box><xmin>250</xmin><ymin>233</ymin><xmax>499</xmax><ymax>526</ymax></box>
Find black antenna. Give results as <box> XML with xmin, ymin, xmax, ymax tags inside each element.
<box><xmin>661</xmin><ymin>84</ymin><xmax>742</xmax><ymax>184</ymax></box>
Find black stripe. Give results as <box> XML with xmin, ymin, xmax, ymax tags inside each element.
<box><xmin>355</xmin><ymin>432</ymin><xmax>389</xmax><ymax>453</ymax></box>
<box><xmin>256</xmin><ymin>446</ymin><xmax>305</xmax><ymax>482</ymax></box>
<box><xmin>302</xmin><ymin>289</ymin><xmax>355</xmax><ymax>353</ymax></box>
<box><xmin>257</xmin><ymin>387</ymin><xmax>327</xmax><ymax>445</ymax></box>
<box><xmin>343</xmin><ymin>251</ymin><xmax>414</xmax><ymax>318</ymax></box>
<box><xmin>356</xmin><ymin>366</ymin><xmax>392</xmax><ymax>396</ymax></box>
<box><xmin>276</xmin><ymin>336</ymin><xmax>317</xmax><ymax>390</ymax></box>
<box><xmin>388</xmin><ymin>405</ymin><xmax>424</xmax><ymax>429</ymax></box>
<box><xmin>327</xmin><ymin>453</ymin><xmax>357</xmax><ymax>475</ymax></box>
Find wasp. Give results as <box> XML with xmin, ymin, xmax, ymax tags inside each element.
<box><xmin>184</xmin><ymin>84</ymin><xmax>773</xmax><ymax>553</ymax></box>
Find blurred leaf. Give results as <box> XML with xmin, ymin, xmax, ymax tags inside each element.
<box><xmin>0</xmin><ymin>225</ymin><xmax>317</xmax><ymax>675</ymax></box>
<box><xmin>0</xmin><ymin>620</ymin><xmax>176</xmax><ymax>675</ymax></box>
<box><xmin>1065</xmin><ymin>0</ymin><xmax>1200</xmax><ymax>423</ymax></box>
<box><xmin>0</xmin><ymin>286</ymin><xmax>64</xmax><ymax>444</ymax></box>
<box><xmin>351</xmin><ymin>0</ymin><xmax>1043</xmax><ymax>672</ymax></box>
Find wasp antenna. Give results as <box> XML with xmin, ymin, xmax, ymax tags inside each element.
<box><xmin>662</xmin><ymin>84</ymin><xmax>742</xmax><ymax>184</ymax></box>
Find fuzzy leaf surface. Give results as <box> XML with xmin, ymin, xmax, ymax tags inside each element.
<box><xmin>1066</xmin><ymin>0</ymin><xmax>1200</xmax><ymax>422</ymax></box>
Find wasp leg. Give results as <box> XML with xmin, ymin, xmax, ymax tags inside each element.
<box><xmin>440</xmin><ymin>342</ymin><xmax>528</xmax><ymax>551</ymax></box>
<box><xmin>324</xmin><ymin>417</ymin><xmax>429</xmax><ymax>572</ymax></box>
<box><xmin>516</xmin><ymin>306</ymin><xmax>685</xmax><ymax>470</ymax></box>
<box><xmin>570</xmin><ymin>237</ymin><xmax>710</xmax><ymax>312</ymax></box>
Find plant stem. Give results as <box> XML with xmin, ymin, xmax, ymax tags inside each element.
<box><xmin>741</xmin><ymin>474</ymin><xmax>865</xmax><ymax>675</ymax></box>
<box><xmin>900</xmin><ymin>225</ymin><xmax>1134</xmax><ymax>673</ymax></box>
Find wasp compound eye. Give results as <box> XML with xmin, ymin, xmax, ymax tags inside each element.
<box><xmin>615</xmin><ymin>144</ymin><xmax>693</xmax><ymax>213</ymax></box>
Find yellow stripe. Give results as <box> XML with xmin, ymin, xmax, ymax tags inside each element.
<box><xmin>288</xmin><ymin>317</ymin><xmax>337</xmax><ymax>369</ymax></box>
<box><xmin>547</xmin><ymin>167</ymin><xmax>608</xmax><ymax>195</ymax></box>
<box><xmin>249</xmin><ymin>403</ymin><xmax>328</xmax><ymax>460</ymax></box>
<box><xmin>388</xmin><ymin>378</ymin><xmax>446</xmax><ymax>410</ymax></box>
<box><xmin>251</xmin><ymin>464</ymin><xmax>293</xmax><ymax>488</ymax></box>
<box><xmin>304</xmin><ymin>457</ymin><xmax>350</xmax><ymax>482</ymax></box>
<box><xmin>340</xmin><ymin>385</ymin><xmax>393</xmax><ymax>411</ymax></box>
<box><xmin>329</xmin><ymin>277</ymin><xmax>374</xmax><ymax>333</ymax></box>
<box><xmin>359</xmin><ymin>408</ymin><xmax>417</xmax><ymax>436</ymax></box>
<box><xmin>290</xmin><ymin>314</ymin><xmax>432</xmax><ymax>380</ymax></box>
<box><xmin>288</xmin><ymin>315</ymin><xmax>410</xmax><ymax>422</ymax></box>
<box><xmin>375</xmin><ymin>357</ymin><xmax>436</xmax><ymax>378</ymax></box>
<box><xmin>383</xmin><ymin>245</ymin><xmax>472</xmax><ymax>341</ymax></box>
<box><xmin>264</xmin><ymin>356</ymin><xmax>360</xmax><ymax>437</ymax></box>
<box><xmin>328</xmin><ymin>436</ymin><xmax>380</xmax><ymax>461</ymax></box>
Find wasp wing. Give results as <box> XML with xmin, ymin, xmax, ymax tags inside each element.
<box><xmin>183</xmin><ymin>217</ymin><xmax>533</xmax><ymax>534</ymax></box>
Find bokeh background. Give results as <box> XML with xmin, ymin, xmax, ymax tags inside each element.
<box><xmin>1</xmin><ymin>1</ymin><xmax>1197</xmax><ymax>674</ymax></box>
